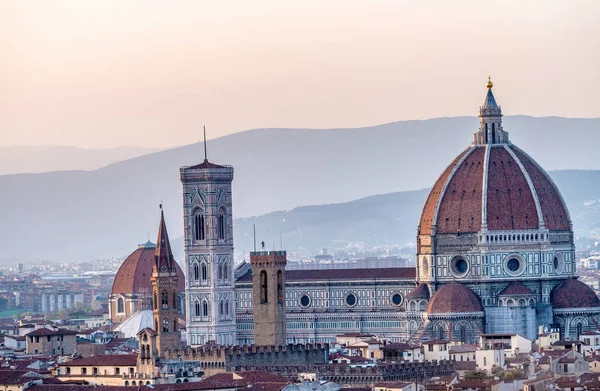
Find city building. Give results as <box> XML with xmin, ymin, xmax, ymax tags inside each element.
<box><xmin>25</xmin><ymin>327</ymin><xmax>77</xmax><ymax>356</ymax></box>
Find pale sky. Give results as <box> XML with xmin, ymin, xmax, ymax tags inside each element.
<box><xmin>1</xmin><ymin>0</ymin><xmax>599</xmax><ymax>148</ymax></box>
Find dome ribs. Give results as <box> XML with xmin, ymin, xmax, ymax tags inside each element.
<box><xmin>435</xmin><ymin>147</ymin><xmax>485</xmax><ymax>234</ymax></box>
<box><xmin>511</xmin><ymin>147</ymin><xmax>570</xmax><ymax>231</ymax></box>
<box><xmin>486</xmin><ymin>147</ymin><xmax>539</xmax><ymax>230</ymax></box>
<box><xmin>419</xmin><ymin>148</ymin><xmax>471</xmax><ymax>235</ymax></box>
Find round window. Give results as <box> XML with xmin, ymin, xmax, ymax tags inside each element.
<box><xmin>345</xmin><ymin>293</ymin><xmax>357</xmax><ymax>307</ymax></box>
<box><xmin>553</xmin><ymin>256</ymin><xmax>559</xmax><ymax>270</ymax></box>
<box><xmin>299</xmin><ymin>294</ymin><xmax>311</xmax><ymax>308</ymax></box>
<box><xmin>503</xmin><ymin>254</ymin><xmax>525</xmax><ymax>276</ymax></box>
<box><xmin>507</xmin><ymin>258</ymin><xmax>520</xmax><ymax>272</ymax></box>
<box><xmin>450</xmin><ymin>256</ymin><xmax>469</xmax><ymax>277</ymax></box>
<box><xmin>391</xmin><ymin>293</ymin><xmax>403</xmax><ymax>306</ymax></box>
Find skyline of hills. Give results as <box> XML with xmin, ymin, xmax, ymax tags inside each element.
<box><xmin>1</xmin><ymin>115</ymin><xmax>600</xmax><ymax>262</ymax></box>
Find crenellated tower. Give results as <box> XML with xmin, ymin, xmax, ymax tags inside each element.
<box><xmin>250</xmin><ymin>251</ymin><xmax>287</xmax><ymax>346</ymax></box>
<box><xmin>180</xmin><ymin>134</ymin><xmax>236</xmax><ymax>346</ymax></box>
<box><xmin>151</xmin><ymin>207</ymin><xmax>181</xmax><ymax>355</ymax></box>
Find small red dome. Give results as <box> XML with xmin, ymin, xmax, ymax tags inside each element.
<box><xmin>426</xmin><ymin>282</ymin><xmax>482</xmax><ymax>314</ymax></box>
<box><xmin>111</xmin><ymin>242</ymin><xmax>185</xmax><ymax>295</ymax></box>
<box><xmin>419</xmin><ymin>144</ymin><xmax>570</xmax><ymax>236</ymax></box>
<box><xmin>407</xmin><ymin>284</ymin><xmax>430</xmax><ymax>299</ymax></box>
<box><xmin>550</xmin><ymin>278</ymin><xmax>600</xmax><ymax>309</ymax></box>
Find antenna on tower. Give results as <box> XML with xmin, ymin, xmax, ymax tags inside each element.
<box><xmin>253</xmin><ymin>224</ymin><xmax>256</xmax><ymax>252</ymax></box>
<box><xmin>203</xmin><ymin>125</ymin><xmax>208</xmax><ymax>162</ymax></box>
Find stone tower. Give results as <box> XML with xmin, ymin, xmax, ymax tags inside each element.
<box><xmin>151</xmin><ymin>208</ymin><xmax>181</xmax><ymax>355</ymax></box>
<box><xmin>136</xmin><ymin>328</ymin><xmax>158</xmax><ymax>376</ymax></box>
<box><xmin>180</xmin><ymin>145</ymin><xmax>236</xmax><ymax>346</ymax></box>
<box><xmin>250</xmin><ymin>250</ymin><xmax>287</xmax><ymax>346</ymax></box>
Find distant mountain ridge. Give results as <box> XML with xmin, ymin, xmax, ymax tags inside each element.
<box><xmin>1</xmin><ymin>115</ymin><xmax>600</xmax><ymax>262</ymax></box>
<box><xmin>232</xmin><ymin>169</ymin><xmax>600</xmax><ymax>256</ymax></box>
<box><xmin>0</xmin><ymin>145</ymin><xmax>164</xmax><ymax>175</ymax></box>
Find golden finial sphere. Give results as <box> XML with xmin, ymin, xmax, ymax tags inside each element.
<box><xmin>486</xmin><ymin>76</ymin><xmax>493</xmax><ymax>89</ymax></box>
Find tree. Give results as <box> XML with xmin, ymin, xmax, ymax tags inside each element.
<box><xmin>491</xmin><ymin>365</ymin><xmax>504</xmax><ymax>377</ymax></box>
<box><xmin>464</xmin><ymin>369</ymin><xmax>488</xmax><ymax>380</ymax></box>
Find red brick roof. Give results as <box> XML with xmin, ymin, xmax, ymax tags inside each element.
<box><xmin>426</xmin><ymin>282</ymin><xmax>483</xmax><ymax>314</ymax></box>
<box><xmin>111</xmin><ymin>243</ymin><xmax>184</xmax><ymax>295</ymax></box>
<box><xmin>236</xmin><ymin>267</ymin><xmax>415</xmax><ymax>282</ymax></box>
<box><xmin>0</xmin><ymin>370</ymin><xmax>41</xmax><ymax>385</ymax></box>
<box><xmin>498</xmin><ymin>281</ymin><xmax>534</xmax><ymax>296</ymax></box>
<box><xmin>188</xmin><ymin>159</ymin><xmax>226</xmax><ymax>170</ymax></box>
<box><xmin>26</xmin><ymin>328</ymin><xmax>78</xmax><ymax>337</ymax></box>
<box><xmin>406</xmin><ymin>284</ymin><xmax>430</xmax><ymax>299</ymax></box>
<box><xmin>550</xmin><ymin>278</ymin><xmax>600</xmax><ymax>309</ymax></box>
<box><xmin>418</xmin><ymin>143</ymin><xmax>571</xmax><ymax>235</ymax></box>
<box><xmin>61</xmin><ymin>354</ymin><xmax>137</xmax><ymax>367</ymax></box>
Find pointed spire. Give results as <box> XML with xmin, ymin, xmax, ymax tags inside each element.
<box><xmin>203</xmin><ymin>125</ymin><xmax>208</xmax><ymax>163</ymax></box>
<box><xmin>154</xmin><ymin>204</ymin><xmax>175</xmax><ymax>273</ymax></box>
<box><xmin>482</xmin><ymin>76</ymin><xmax>499</xmax><ymax>110</ymax></box>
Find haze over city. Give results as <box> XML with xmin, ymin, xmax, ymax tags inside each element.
<box><xmin>2</xmin><ymin>0</ymin><xmax>599</xmax><ymax>149</ymax></box>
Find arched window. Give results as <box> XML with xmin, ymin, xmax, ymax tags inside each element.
<box><xmin>419</xmin><ymin>301</ymin><xmax>426</xmax><ymax>311</ymax></box>
<box><xmin>277</xmin><ymin>270</ymin><xmax>284</xmax><ymax>303</ymax></box>
<box><xmin>202</xmin><ymin>301</ymin><xmax>208</xmax><ymax>317</ymax></box>
<box><xmin>117</xmin><ymin>297</ymin><xmax>124</xmax><ymax>313</ymax></box>
<box><xmin>162</xmin><ymin>319</ymin><xmax>169</xmax><ymax>332</ymax></box>
<box><xmin>219</xmin><ymin>301</ymin><xmax>224</xmax><ymax>315</ymax></box>
<box><xmin>459</xmin><ymin>327</ymin><xmax>467</xmax><ymax>343</ymax></box>
<box><xmin>260</xmin><ymin>270</ymin><xmax>268</xmax><ymax>303</ymax></box>
<box><xmin>201</xmin><ymin>263</ymin><xmax>207</xmax><ymax>280</ymax></box>
<box><xmin>438</xmin><ymin>327</ymin><xmax>445</xmax><ymax>340</ymax></box>
<box><xmin>194</xmin><ymin>211</ymin><xmax>205</xmax><ymax>241</ymax></box>
<box><xmin>162</xmin><ymin>291</ymin><xmax>168</xmax><ymax>309</ymax></box>
<box><xmin>223</xmin><ymin>263</ymin><xmax>228</xmax><ymax>280</ymax></box>
<box><xmin>225</xmin><ymin>301</ymin><xmax>230</xmax><ymax>315</ymax></box>
<box><xmin>173</xmin><ymin>292</ymin><xmax>177</xmax><ymax>309</ymax></box>
<box><xmin>194</xmin><ymin>264</ymin><xmax>199</xmax><ymax>281</ymax></box>
<box><xmin>576</xmin><ymin>323</ymin><xmax>583</xmax><ymax>339</ymax></box>
<box><xmin>153</xmin><ymin>292</ymin><xmax>158</xmax><ymax>310</ymax></box>
<box><xmin>217</xmin><ymin>264</ymin><xmax>222</xmax><ymax>280</ymax></box>
<box><xmin>410</xmin><ymin>301</ymin><xmax>416</xmax><ymax>312</ymax></box>
<box><xmin>195</xmin><ymin>302</ymin><xmax>201</xmax><ymax>317</ymax></box>
<box><xmin>491</xmin><ymin>123</ymin><xmax>496</xmax><ymax>143</ymax></box>
<box><xmin>218</xmin><ymin>208</ymin><xmax>225</xmax><ymax>240</ymax></box>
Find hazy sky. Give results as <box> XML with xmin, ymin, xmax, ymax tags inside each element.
<box><xmin>1</xmin><ymin>1</ymin><xmax>599</xmax><ymax>148</ymax></box>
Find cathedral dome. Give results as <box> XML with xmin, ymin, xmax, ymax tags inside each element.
<box><xmin>550</xmin><ymin>278</ymin><xmax>600</xmax><ymax>309</ymax></box>
<box><xmin>418</xmin><ymin>82</ymin><xmax>570</xmax><ymax>237</ymax></box>
<box><xmin>407</xmin><ymin>284</ymin><xmax>430</xmax><ymax>299</ymax></box>
<box><xmin>426</xmin><ymin>282</ymin><xmax>482</xmax><ymax>314</ymax></box>
<box><xmin>111</xmin><ymin>241</ymin><xmax>185</xmax><ymax>296</ymax></box>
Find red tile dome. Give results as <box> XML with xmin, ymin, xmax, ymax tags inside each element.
<box><xmin>426</xmin><ymin>282</ymin><xmax>482</xmax><ymax>314</ymax></box>
<box><xmin>550</xmin><ymin>278</ymin><xmax>600</xmax><ymax>309</ymax></box>
<box><xmin>111</xmin><ymin>241</ymin><xmax>185</xmax><ymax>295</ymax></box>
<box><xmin>407</xmin><ymin>284</ymin><xmax>430</xmax><ymax>299</ymax></box>
<box><xmin>418</xmin><ymin>142</ymin><xmax>570</xmax><ymax>236</ymax></box>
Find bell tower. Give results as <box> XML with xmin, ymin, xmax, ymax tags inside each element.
<box><xmin>180</xmin><ymin>129</ymin><xmax>236</xmax><ymax>346</ymax></box>
<box><xmin>250</xmin><ymin>250</ymin><xmax>287</xmax><ymax>346</ymax></box>
<box><xmin>151</xmin><ymin>207</ymin><xmax>181</xmax><ymax>356</ymax></box>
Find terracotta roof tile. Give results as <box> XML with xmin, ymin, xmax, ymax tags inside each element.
<box><xmin>111</xmin><ymin>244</ymin><xmax>184</xmax><ymax>295</ymax></box>
<box><xmin>419</xmin><ymin>148</ymin><xmax>471</xmax><ymax>235</ymax></box>
<box><xmin>550</xmin><ymin>278</ymin><xmax>600</xmax><ymax>309</ymax></box>
<box><xmin>407</xmin><ymin>284</ymin><xmax>430</xmax><ymax>299</ymax></box>
<box><xmin>236</xmin><ymin>268</ymin><xmax>415</xmax><ymax>282</ymax></box>
<box><xmin>498</xmin><ymin>281</ymin><xmax>534</xmax><ymax>296</ymax></box>
<box><xmin>26</xmin><ymin>328</ymin><xmax>78</xmax><ymax>337</ymax></box>
<box><xmin>426</xmin><ymin>282</ymin><xmax>483</xmax><ymax>314</ymax></box>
